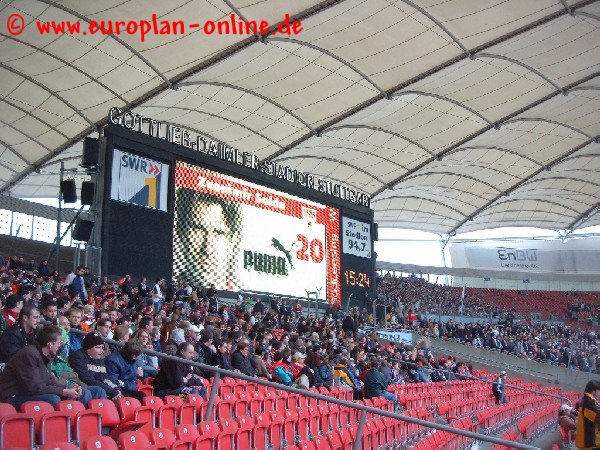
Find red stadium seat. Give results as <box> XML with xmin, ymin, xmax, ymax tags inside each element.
<box><xmin>175</xmin><ymin>423</ymin><xmax>200</xmax><ymax>443</ymax></box>
<box><xmin>118</xmin><ymin>397</ymin><xmax>142</xmax><ymax>421</ymax></box>
<box><xmin>0</xmin><ymin>412</ymin><xmax>35</xmax><ymax>449</ymax></box>
<box><xmin>88</xmin><ymin>399</ymin><xmax>121</xmax><ymax>427</ymax></box>
<box><xmin>21</xmin><ymin>400</ymin><xmax>55</xmax><ymax>435</ymax></box>
<box><xmin>164</xmin><ymin>395</ymin><xmax>184</xmax><ymax>408</ymax></box>
<box><xmin>40</xmin><ymin>441</ymin><xmax>79</xmax><ymax>450</ymax></box>
<box><xmin>81</xmin><ymin>436</ymin><xmax>119</xmax><ymax>450</ymax></box>
<box><xmin>158</xmin><ymin>405</ymin><xmax>178</xmax><ymax>429</ymax></box>
<box><xmin>251</xmin><ymin>413</ymin><xmax>271</xmax><ymax>450</ymax></box>
<box><xmin>40</xmin><ymin>411</ymin><xmax>72</xmax><ymax>445</ymax></box>
<box><xmin>150</xmin><ymin>428</ymin><xmax>175</xmax><ymax>448</ymax></box>
<box><xmin>196</xmin><ymin>420</ymin><xmax>220</xmax><ymax>450</ymax></box>
<box><xmin>118</xmin><ymin>431</ymin><xmax>151</xmax><ymax>450</ymax></box>
<box><xmin>236</xmin><ymin>415</ymin><xmax>254</xmax><ymax>450</ymax></box>
<box><xmin>217</xmin><ymin>417</ymin><xmax>239</xmax><ymax>450</ymax></box>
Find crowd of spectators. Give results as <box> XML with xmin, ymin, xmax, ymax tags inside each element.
<box><xmin>376</xmin><ymin>273</ymin><xmax>600</xmax><ymax>374</ymax></box>
<box><xmin>0</xmin><ymin>252</ymin><xmax>504</xmax><ymax>408</ymax></box>
<box><xmin>0</xmin><ymin>251</ymin><xmax>598</xmax><ymax>414</ymax></box>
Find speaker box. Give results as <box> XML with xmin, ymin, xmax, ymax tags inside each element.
<box><xmin>81</xmin><ymin>137</ymin><xmax>100</xmax><ymax>168</ymax></box>
<box><xmin>81</xmin><ymin>181</ymin><xmax>95</xmax><ymax>206</ymax></box>
<box><xmin>373</xmin><ymin>223</ymin><xmax>379</xmax><ymax>241</ymax></box>
<box><xmin>72</xmin><ymin>219</ymin><xmax>94</xmax><ymax>242</ymax></box>
<box><xmin>60</xmin><ymin>179</ymin><xmax>77</xmax><ymax>203</ymax></box>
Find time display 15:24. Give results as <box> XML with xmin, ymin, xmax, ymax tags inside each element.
<box><xmin>343</xmin><ymin>270</ymin><xmax>371</xmax><ymax>288</ymax></box>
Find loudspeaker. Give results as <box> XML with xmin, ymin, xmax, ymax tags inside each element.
<box><xmin>60</xmin><ymin>179</ymin><xmax>77</xmax><ymax>203</ymax></box>
<box><xmin>81</xmin><ymin>181</ymin><xmax>95</xmax><ymax>206</ymax></box>
<box><xmin>81</xmin><ymin>137</ymin><xmax>99</xmax><ymax>168</ymax></box>
<box><xmin>373</xmin><ymin>223</ymin><xmax>379</xmax><ymax>241</ymax></box>
<box><xmin>72</xmin><ymin>219</ymin><xmax>95</xmax><ymax>242</ymax></box>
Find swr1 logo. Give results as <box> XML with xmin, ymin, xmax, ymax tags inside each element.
<box><xmin>497</xmin><ymin>249</ymin><xmax>538</xmax><ymax>262</ymax></box>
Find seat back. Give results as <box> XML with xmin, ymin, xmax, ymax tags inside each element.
<box><xmin>75</xmin><ymin>410</ymin><xmax>102</xmax><ymax>441</ymax></box>
<box><xmin>81</xmin><ymin>435</ymin><xmax>119</xmax><ymax>450</ymax></box>
<box><xmin>179</xmin><ymin>403</ymin><xmax>197</xmax><ymax>425</ymax></box>
<box><xmin>251</xmin><ymin>413</ymin><xmax>270</xmax><ymax>450</ymax></box>
<box><xmin>196</xmin><ymin>421</ymin><xmax>220</xmax><ymax>450</ymax></box>
<box><xmin>118</xmin><ymin>397</ymin><xmax>143</xmax><ymax>421</ymax></box>
<box><xmin>157</xmin><ymin>405</ymin><xmax>178</xmax><ymax>429</ymax></box>
<box><xmin>0</xmin><ymin>413</ymin><xmax>35</xmax><ymax>449</ymax></box>
<box><xmin>150</xmin><ymin>427</ymin><xmax>175</xmax><ymax>447</ymax></box>
<box><xmin>236</xmin><ymin>416</ymin><xmax>253</xmax><ymax>450</ymax></box>
<box><xmin>56</xmin><ymin>399</ymin><xmax>86</xmax><ymax>433</ymax></box>
<box><xmin>164</xmin><ymin>395</ymin><xmax>184</xmax><ymax>408</ymax></box>
<box><xmin>118</xmin><ymin>431</ymin><xmax>151</xmax><ymax>450</ymax></box>
<box><xmin>268</xmin><ymin>411</ymin><xmax>285</xmax><ymax>450</ymax></box>
<box><xmin>0</xmin><ymin>402</ymin><xmax>17</xmax><ymax>418</ymax></box>
<box><xmin>175</xmin><ymin>423</ymin><xmax>200</xmax><ymax>443</ymax></box>
<box><xmin>143</xmin><ymin>396</ymin><xmax>165</xmax><ymax>408</ymax></box>
<box><xmin>88</xmin><ymin>399</ymin><xmax>121</xmax><ymax>427</ymax></box>
<box><xmin>40</xmin><ymin>441</ymin><xmax>79</xmax><ymax>450</ymax></box>
<box><xmin>40</xmin><ymin>411</ymin><xmax>72</xmax><ymax>445</ymax></box>
<box><xmin>21</xmin><ymin>400</ymin><xmax>55</xmax><ymax>434</ymax></box>
<box><xmin>217</xmin><ymin>417</ymin><xmax>238</xmax><ymax>450</ymax></box>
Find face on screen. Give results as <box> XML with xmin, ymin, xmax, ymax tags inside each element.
<box><xmin>173</xmin><ymin>188</ymin><xmax>242</xmax><ymax>289</ymax></box>
<box><xmin>190</xmin><ymin>202</ymin><xmax>232</xmax><ymax>279</ymax></box>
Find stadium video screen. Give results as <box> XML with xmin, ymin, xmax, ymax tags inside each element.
<box><xmin>173</xmin><ymin>161</ymin><xmax>341</xmax><ymax>303</ymax></box>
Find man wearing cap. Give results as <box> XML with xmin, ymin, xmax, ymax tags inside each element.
<box><xmin>69</xmin><ymin>332</ymin><xmax>121</xmax><ymax>400</ymax></box>
<box><xmin>0</xmin><ymin>303</ymin><xmax>41</xmax><ymax>363</ymax></box>
<box><xmin>492</xmin><ymin>371</ymin><xmax>508</xmax><ymax>404</ymax></box>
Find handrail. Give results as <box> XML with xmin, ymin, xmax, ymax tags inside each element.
<box><xmin>368</xmin><ymin>329</ymin><xmax>572</xmax><ymax>407</ymax></box>
<box><xmin>68</xmin><ymin>327</ymin><xmax>541</xmax><ymax>449</ymax></box>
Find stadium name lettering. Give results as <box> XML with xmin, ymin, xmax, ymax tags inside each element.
<box><xmin>109</xmin><ymin>107</ymin><xmax>370</xmax><ymax>208</ymax></box>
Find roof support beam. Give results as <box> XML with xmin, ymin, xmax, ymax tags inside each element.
<box><xmin>502</xmin><ymin>117</ymin><xmax>593</xmax><ymax>139</ymax></box>
<box><xmin>276</xmin><ymin>155</ymin><xmax>388</xmax><ymax>185</ymax></box>
<box><xmin>0</xmin><ymin>33</ymin><xmax>127</xmax><ymax>104</ymax></box>
<box><xmin>265</xmin><ymin>37</ymin><xmax>389</xmax><ymax>99</ymax></box>
<box><xmin>322</xmin><ymin>125</ymin><xmax>438</xmax><ymax>159</ymax></box>
<box><xmin>176</xmin><ymin>81</ymin><xmax>318</xmax><ymax>136</ymax></box>
<box><xmin>472</xmin><ymin>54</ymin><xmax>564</xmax><ymax>94</ymax></box>
<box><xmin>0</xmin><ymin>63</ymin><xmax>96</xmax><ymax>129</ymax></box>
<box><xmin>36</xmin><ymin>0</ymin><xmax>172</xmax><ymax>89</ymax></box>
<box><xmin>400</xmin><ymin>0</ymin><xmax>471</xmax><ymax>57</ymax></box>
<box><xmin>391</xmin><ymin>91</ymin><xmax>495</xmax><ymax>127</ymax></box>
<box><xmin>263</xmin><ymin>0</ymin><xmax>596</xmax><ymax>163</ymax></box>
<box><xmin>447</xmin><ymin>139</ymin><xmax>596</xmax><ymax>234</ymax></box>
<box><xmin>401</xmin><ymin>171</ymin><xmax>505</xmax><ymax>195</ymax></box>
<box><xmin>567</xmin><ymin>202</ymin><xmax>600</xmax><ymax>230</ymax></box>
<box><xmin>371</xmin><ymin>195</ymin><xmax>468</xmax><ymax>219</ymax></box>
<box><xmin>140</xmin><ymin>105</ymin><xmax>283</xmax><ymax>149</ymax></box>
<box><xmin>445</xmin><ymin>146</ymin><xmax>546</xmax><ymax>169</ymax></box>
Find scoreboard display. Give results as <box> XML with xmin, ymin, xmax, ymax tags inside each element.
<box><xmin>173</xmin><ymin>161</ymin><xmax>340</xmax><ymax>303</ymax></box>
<box><xmin>102</xmin><ymin>121</ymin><xmax>375</xmax><ymax>307</ymax></box>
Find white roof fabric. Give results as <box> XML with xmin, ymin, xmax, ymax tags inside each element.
<box><xmin>0</xmin><ymin>0</ymin><xmax>598</xmax><ymax>235</ymax></box>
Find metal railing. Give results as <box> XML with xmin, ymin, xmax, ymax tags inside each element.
<box><xmin>69</xmin><ymin>328</ymin><xmax>542</xmax><ymax>449</ymax></box>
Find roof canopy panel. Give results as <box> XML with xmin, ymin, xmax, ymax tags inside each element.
<box><xmin>0</xmin><ymin>0</ymin><xmax>598</xmax><ymax>237</ymax></box>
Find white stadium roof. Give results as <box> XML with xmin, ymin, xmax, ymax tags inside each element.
<box><xmin>0</xmin><ymin>0</ymin><xmax>599</xmax><ymax>235</ymax></box>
